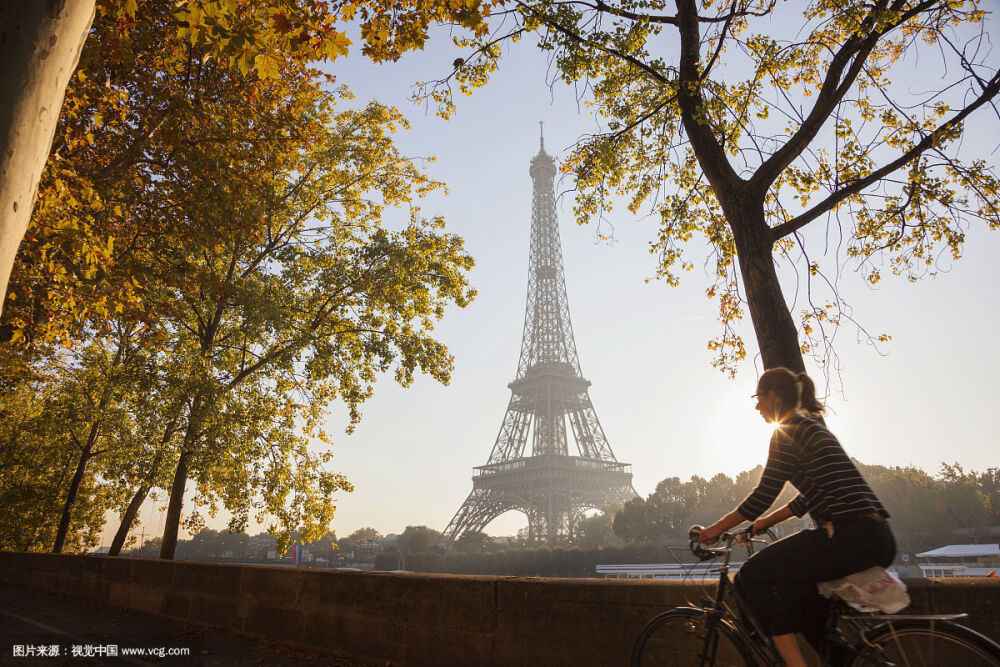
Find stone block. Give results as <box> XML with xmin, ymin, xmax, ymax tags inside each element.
<box><xmin>188</xmin><ymin>592</ymin><xmax>241</xmax><ymax>627</ymax></box>
<box><xmin>100</xmin><ymin>558</ymin><xmax>135</xmax><ymax>584</ymax></box>
<box><xmin>296</xmin><ymin>570</ymin><xmax>376</xmax><ymax>615</ymax></box>
<box><xmin>73</xmin><ymin>556</ymin><xmax>105</xmax><ymax>578</ymax></box>
<box><xmin>0</xmin><ymin>566</ymin><xmax>27</xmax><ymax>587</ymax></box>
<box><xmin>107</xmin><ymin>582</ymin><xmax>132</xmax><ymax>608</ymax></box>
<box><xmin>402</xmin><ymin>624</ymin><xmax>494</xmax><ymax>667</ymax></box>
<box><xmin>124</xmin><ymin>586</ymin><xmax>163</xmax><ymax>617</ymax></box>
<box><xmin>244</xmin><ymin>604</ymin><xmax>305</xmax><ymax>643</ymax></box>
<box><xmin>123</xmin><ymin>558</ymin><xmax>173</xmax><ymax>590</ymax></box>
<box><xmin>302</xmin><ymin>610</ymin><xmax>403</xmax><ymax>663</ymax></box>
<box><xmin>174</xmin><ymin>561</ymin><xmax>241</xmax><ymax>597</ymax></box>
<box><xmin>401</xmin><ymin>574</ymin><xmax>497</xmax><ymax>634</ymax></box>
<box><xmin>239</xmin><ymin>565</ymin><xmax>302</xmax><ymax>605</ymax></box>
<box><xmin>159</xmin><ymin>591</ymin><xmax>191</xmax><ymax>620</ymax></box>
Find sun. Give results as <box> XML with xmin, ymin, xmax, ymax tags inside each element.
<box><xmin>703</xmin><ymin>389</ymin><xmax>782</xmax><ymax>476</ymax></box>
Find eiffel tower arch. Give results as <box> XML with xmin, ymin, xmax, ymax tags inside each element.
<box><xmin>444</xmin><ymin>129</ymin><xmax>637</xmax><ymax>545</ymax></box>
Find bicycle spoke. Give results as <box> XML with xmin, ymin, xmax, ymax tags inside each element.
<box><xmin>883</xmin><ymin>622</ymin><xmax>920</xmax><ymax>667</ymax></box>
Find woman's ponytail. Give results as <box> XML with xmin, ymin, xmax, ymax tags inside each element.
<box><xmin>796</xmin><ymin>371</ymin><xmax>825</xmax><ymax>417</ymax></box>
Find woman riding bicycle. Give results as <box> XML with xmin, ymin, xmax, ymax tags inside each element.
<box><xmin>698</xmin><ymin>367</ymin><xmax>896</xmax><ymax>667</ymax></box>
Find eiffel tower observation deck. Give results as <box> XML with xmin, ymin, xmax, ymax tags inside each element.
<box><xmin>444</xmin><ymin>129</ymin><xmax>637</xmax><ymax>545</ymax></box>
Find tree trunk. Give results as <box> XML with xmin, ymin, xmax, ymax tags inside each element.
<box><xmin>0</xmin><ymin>0</ymin><xmax>95</xmax><ymax>317</ymax></box>
<box><xmin>159</xmin><ymin>445</ymin><xmax>191</xmax><ymax>559</ymax></box>
<box><xmin>108</xmin><ymin>413</ymin><xmax>178</xmax><ymax>556</ymax></box>
<box><xmin>52</xmin><ymin>420</ymin><xmax>101</xmax><ymax>553</ymax></box>
<box><xmin>728</xmin><ymin>205</ymin><xmax>805</xmax><ymax>373</ymax></box>
<box><xmin>108</xmin><ymin>446</ymin><xmax>170</xmax><ymax>557</ymax></box>
<box><xmin>108</xmin><ymin>482</ymin><xmax>151</xmax><ymax>557</ymax></box>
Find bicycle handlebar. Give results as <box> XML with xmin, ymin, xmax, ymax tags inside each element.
<box><xmin>688</xmin><ymin>524</ymin><xmax>760</xmax><ymax>561</ymax></box>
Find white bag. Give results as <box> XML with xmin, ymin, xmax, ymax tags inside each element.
<box><xmin>817</xmin><ymin>566</ymin><xmax>910</xmax><ymax>613</ymax></box>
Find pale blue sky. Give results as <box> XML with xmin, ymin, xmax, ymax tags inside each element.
<box><xmin>110</xmin><ymin>12</ymin><xmax>1000</xmax><ymax>545</ymax></box>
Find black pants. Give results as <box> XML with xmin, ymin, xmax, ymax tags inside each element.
<box><xmin>733</xmin><ymin>518</ymin><xmax>896</xmax><ymax>644</ymax></box>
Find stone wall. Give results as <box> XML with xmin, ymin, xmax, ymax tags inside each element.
<box><xmin>2</xmin><ymin>552</ymin><xmax>998</xmax><ymax>666</ymax></box>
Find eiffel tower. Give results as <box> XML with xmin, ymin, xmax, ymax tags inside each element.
<box><xmin>444</xmin><ymin>128</ymin><xmax>637</xmax><ymax>545</ymax></box>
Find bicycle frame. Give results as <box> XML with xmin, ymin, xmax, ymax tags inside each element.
<box><xmin>694</xmin><ymin>531</ymin><xmax>783</xmax><ymax>667</ymax></box>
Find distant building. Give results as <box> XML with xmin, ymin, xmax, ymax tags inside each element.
<box><xmin>248</xmin><ymin>533</ymin><xmax>276</xmax><ymax>559</ymax></box>
<box><xmin>916</xmin><ymin>544</ymin><xmax>1000</xmax><ymax>577</ymax></box>
<box><xmin>597</xmin><ymin>562</ymin><xmax>743</xmax><ymax>580</ymax></box>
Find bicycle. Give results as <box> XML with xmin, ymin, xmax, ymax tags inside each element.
<box><xmin>630</xmin><ymin>525</ymin><xmax>1000</xmax><ymax>666</ymax></box>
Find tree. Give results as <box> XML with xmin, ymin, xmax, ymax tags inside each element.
<box><xmin>306</xmin><ymin>530</ymin><xmax>339</xmax><ymax>562</ymax></box>
<box><xmin>615</xmin><ymin>462</ymin><xmax>994</xmax><ymax>554</ymax></box>
<box><xmin>3</xmin><ymin>2</ymin><xmax>476</xmax><ymax>561</ymax></box>
<box><xmin>613</xmin><ymin>469</ymin><xmax>794</xmax><ymax>545</ymax></box>
<box><xmin>613</xmin><ymin>477</ymin><xmax>692</xmax><ymax>544</ymax></box>
<box><xmin>454</xmin><ymin>530</ymin><xmax>489</xmax><ymax>553</ymax></box>
<box><xmin>937</xmin><ymin>463</ymin><xmax>992</xmax><ymax>542</ymax></box>
<box><xmin>575</xmin><ymin>503</ymin><xmax>624</xmax><ymax>547</ymax></box>
<box><xmin>104</xmin><ymin>399</ymin><xmax>184</xmax><ymax>556</ymax></box>
<box><xmin>397</xmin><ymin>525</ymin><xmax>445</xmax><ymax>554</ymax></box>
<box><xmin>3</xmin><ymin>1</ymin><xmax>352</xmax><ymax>349</ymax></box>
<box><xmin>49</xmin><ymin>354</ymin><xmax>118</xmax><ymax>553</ymax></box>
<box><xmin>977</xmin><ymin>468</ymin><xmax>1000</xmax><ymax>526</ymax></box>
<box><xmin>146</xmin><ymin>65</ymin><xmax>474</xmax><ymax>559</ymax></box>
<box><xmin>427</xmin><ymin>0</ymin><xmax>1000</xmax><ymax>375</ymax></box>
<box><xmin>0</xmin><ymin>362</ymin><xmax>122</xmax><ymax>553</ymax></box>
<box><xmin>0</xmin><ymin>0</ymin><xmax>506</xmax><ymax>322</ymax></box>
<box><xmin>0</xmin><ymin>1</ymin><xmax>95</xmax><ymax>322</ymax></box>
<box><xmin>338</xmin><ymin>527</ymin><xmax>382</xmax><ymax>557</ymax></box>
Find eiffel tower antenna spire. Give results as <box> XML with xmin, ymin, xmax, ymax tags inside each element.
<box><xmin>539</xmin><ymin>120</ymin><xmax>544</xmax><ymax>150</ymax></box>
<box><xmin>444</xmin><ymin>132</ymin><xmax>637</xmax><ymax>546</ymax></box>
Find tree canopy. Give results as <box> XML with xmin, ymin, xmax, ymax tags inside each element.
<box><xmin>0</xmin><ymin>0</ymin><xmax>503</xmax><ymax>320</ymax></box>
<box><xmin>0</xmin><ymin>0</ymin><xmax>475</xmax><ymax>558</ymax></box>
<box><xmin>422</xmin><ymin>0</ymin><xmax>1000</xmax><ymax>375</ymax></box>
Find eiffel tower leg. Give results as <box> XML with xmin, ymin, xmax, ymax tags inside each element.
<box><xmin>443</xmin><ymin>488</ymin><xmax>524</xmax><ymax>543</ymax></box>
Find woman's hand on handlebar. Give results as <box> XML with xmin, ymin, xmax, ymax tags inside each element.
<box><xmin>750</xmin><ymin>518</ymin><xmax>771</xmax><ymax>537</ymax></box>
<box><xmin>698</xmin><ymin>524</ymin><xmax>723</xmax><ymax>545</ymax></box>
<box><xmin>699</xmin><ymin>509</ymin><xmax>745</xmax><ymax>545</ymax></box>
<box><xmin>751</xmin><ymin>505</ymin><xmax>793</xmax><ymax>536</ymax></box>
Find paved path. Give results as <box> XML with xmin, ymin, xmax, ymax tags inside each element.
<box><xmin>0</xmin><ymin>586</ymin><xmax>381</xmax><ymax>666</ymax></box>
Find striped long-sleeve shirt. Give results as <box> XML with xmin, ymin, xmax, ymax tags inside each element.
<box><xmin>736</xmin><ymin>413</ymin><xmax>889</xmax><ymax>524</ymax></box>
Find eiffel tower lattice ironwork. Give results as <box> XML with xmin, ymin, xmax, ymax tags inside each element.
<box><xmin>443</xmin><ymin>130</ymin><xmax>637</xmax><ymax>545</ymax></box>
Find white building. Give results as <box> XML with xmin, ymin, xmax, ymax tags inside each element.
<box><xmin>915</xmin><ymin>544</ymin><xmax>1000</xmax><ymax>577</ymax></box>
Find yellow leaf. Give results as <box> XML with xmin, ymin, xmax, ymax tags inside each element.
<box><xmin>325</xmin><ymin>31</ymin><xmax>352</xmax><ymax>59</ymax></box>
<box><xmin>238</xmin><ymin>51</ymin><xmax>254</xmax><ymax>75</ymax></box>
<box><xmin>253</xmin><ymin>53</ymin><xmax>279</xmax><ymax>79</ymax></box>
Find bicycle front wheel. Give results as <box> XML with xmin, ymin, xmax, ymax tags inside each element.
<box><xmin>850</xmin><ymin>619</ymin><xmax>1000</xmax><ymax>667</ymax></box>
<box><xmin>631</xmin><ymin>607</ymin><xmax>754</xmax><ymax>667</ymax></box>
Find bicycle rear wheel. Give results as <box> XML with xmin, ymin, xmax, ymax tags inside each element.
<box><xmin>631</xmin><ymin>607</ymin><xmax>754</xmax><ymax>667</ymax></box>
<box><xmin>850</xmin><ymin>619</ymin><xmax>1000</xmax><ymax>667</ymax></box>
